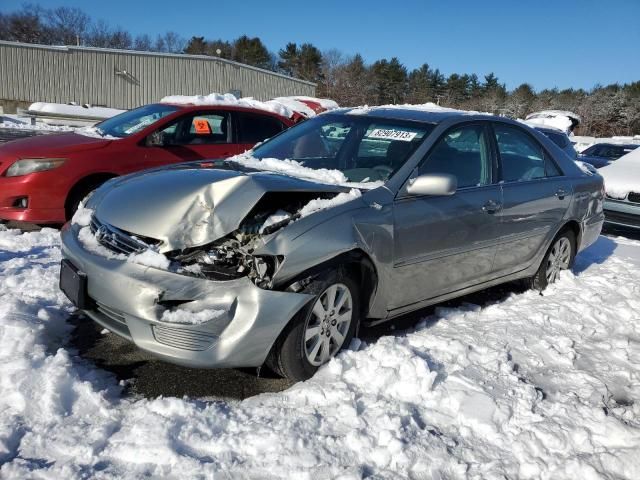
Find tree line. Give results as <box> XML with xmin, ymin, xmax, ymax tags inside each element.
<box><xmin>1</xmin><ymin>4</ymin><xmax>638</xmax><ymax>136</ymax></box>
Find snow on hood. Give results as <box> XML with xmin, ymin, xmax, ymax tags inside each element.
<box><xmin>346</xmin><ymin>102</ymin><xmax>489</xmax><ymax>116</ymax></box>
<box><xmin>75</xmin><ymin>126</ymin><xmax>120</xmax><ymax>140</ymax></box>
<box><xmin>228</xmin><ymin>153</ymin><xmax>384</xmax><ymax>189</ymax></box>
<box><xmin>160</xmin><ymin>93</ymin><xmax>293</xmax><ymax>119</ymax></box>
<box><xmin>90</xmin><ymin>167</ymin><xmax>354</xmax><ymax>251</ymax></box>
<box><xmin>599</xmin><ymin>147</ymin><xmax>640</xmax><ymax>199</ymax></box>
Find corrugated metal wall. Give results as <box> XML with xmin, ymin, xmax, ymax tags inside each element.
<box><xmin>0</xmin><ymin>41</ymin><xmax>316</xmax><ymax>109</ymax></box>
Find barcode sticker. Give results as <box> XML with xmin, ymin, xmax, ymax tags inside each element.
<box><xmin>367</xmin><ymin>128</ymin><xmax>418</xmax><ymax>142</ymax></box>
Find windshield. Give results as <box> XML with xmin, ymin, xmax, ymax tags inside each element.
<box><xmin>250</xmin><ymin>114</ymin><xmax>433</xmax><ymax>183</ymax></box>
<box><xmin>94</xmin><ymin>104</ymin><xmax>179</xmax><ymax>138</ymax></box>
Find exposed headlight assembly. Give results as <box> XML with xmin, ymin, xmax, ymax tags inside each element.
<box><xmin>5</xmin><ymin>158</ymin><xmax>66</xmax><ymax>177</ymax></box>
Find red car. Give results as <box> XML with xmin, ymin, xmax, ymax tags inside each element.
<box><xmin>0</xmin><ymin>103</ymin><xmax>295</xmax><ymax>224</ymax></box>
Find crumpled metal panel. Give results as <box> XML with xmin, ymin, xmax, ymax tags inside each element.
<box><xmin>91</xmin><ymin>167</ymin><xmax>347</xmax><ymax>252</ymax></box>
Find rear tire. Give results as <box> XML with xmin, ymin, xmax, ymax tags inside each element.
<box><xmin>529</xmin><ymin>229</ymin><xmax>576</xmax><ymax>291</ymax></box>
<box><xmin>267</xmin><ymin>268</ymin><xmax>360</xmax><ymax>382</ymax></box>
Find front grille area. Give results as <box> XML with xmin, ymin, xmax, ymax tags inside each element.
<box><xmin>628</xmin><ymin>192</ymin><xmax>640</xmax><ymax>204</ymax></box>
<box><xmin>153</xmin><ymin>325</ymin><xmax>218</xmax><ymax>351</ymax></box>
<box><xmin>90</xmin><ymin>216</ymin><xmax>160</xmax><ymax>255</ymax></box>
<box><xmin>604</xmin><ymin>210</ymin><xmax>640</xmax><ymax>228</ymax></box>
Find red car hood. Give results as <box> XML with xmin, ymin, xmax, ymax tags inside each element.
<box><xmin>0</xmin><ymin>132</ymin><xmax>113</xmax><ymax>161</ymax></box>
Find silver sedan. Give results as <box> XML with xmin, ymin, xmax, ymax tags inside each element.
<box><xmin>59</xmin><ymin>107</ymin><xmax>605</xmax><ymax>381</ymax></box>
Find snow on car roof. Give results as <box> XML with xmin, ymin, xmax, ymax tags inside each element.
<box><xmin>341</xmin><ymin>102</ymin><xmax>491</xmax><ymax>123</ymax></box>
<box><xmin>288</xmin><ymin>96</ymin><xmax>339</xmax><ymax>110</ymax></box>
<box><xmin>599</xmin><ymin>146</ymin><xmax>640</xmax><ymax>199</ymax></box>
<box><xmin>160</xmin><ymin>93</ymin><xmax>294</xmax><ymax>119</ymax></box>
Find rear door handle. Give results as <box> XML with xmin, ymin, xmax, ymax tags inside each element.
<box><xmin>482</xmin><ymin>200</ymin><xmax>501</xmax><ymax>214</ymax></box>
<box><xmin>555</xmin><ymin>188</ymin><xmax>568</xmax><ymax>199</ymax></box>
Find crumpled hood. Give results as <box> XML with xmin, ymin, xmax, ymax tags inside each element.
<box><xmin>91</xmin><ymin>167</ymin><xmax>349</xmax><ymax>252</ymax></box>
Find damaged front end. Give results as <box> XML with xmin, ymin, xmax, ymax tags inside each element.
<box><xmin>167</xmin><ymin>191</ymin><xmax>337</xmax><ymax>288</ymax></box>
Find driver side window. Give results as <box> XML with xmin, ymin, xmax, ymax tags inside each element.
<box><xmin>419</xmin><ymin>124</ymin><xmax>492</xmax><ymax>188</ymax></box>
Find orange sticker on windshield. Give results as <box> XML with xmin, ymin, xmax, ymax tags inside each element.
<box><xmin>193</xmin><ymin>118</ymin><xmax>211</xmax><ymax>134</ymax></box>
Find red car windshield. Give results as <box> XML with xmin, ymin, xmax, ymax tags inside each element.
<box><xmin>94</xmin><ymin>104</ymin><xmax>179</xmax><ymax>138</ymax></box>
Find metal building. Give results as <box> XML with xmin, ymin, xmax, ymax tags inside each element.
<box><xmin>0</xmin><ymin>40</ymin><xmax>316</xmax><ymax>111</ymax></box>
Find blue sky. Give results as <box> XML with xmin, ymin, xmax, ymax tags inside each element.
<box><xmin>3</xmin><ymin>0</ymin><xmax>639</xmax><ymax>91</ymax></box>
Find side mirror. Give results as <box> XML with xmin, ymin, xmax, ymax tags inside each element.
<box><xmin>145</xmin><ymin>131</ymin><xmax>165</xmax><ymax>147</ymax></box>
<box><xmin>406</xmin><ymin>173</ymin><xmax>457</xmax><ymax>196</ymax></box>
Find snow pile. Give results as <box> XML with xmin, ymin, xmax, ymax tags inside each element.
<box><xmin>299</xmin><ymin>189</ymin><xmax>362</xmax><ymax>218</ymax></box>
<box><xmin>127</xmin><ymin>249</ymin><xmax>170</xmax><ymax>270</ymax></box>
<box><xmin>76</xmin><ymin>126</ymin><xmax>120</xmax><ymax>140</ymax></box>
<box><xmin>28</xmin><ymin>102</ymin><xmax>124</xmax><ymax>119</ymax></box>
<box><xmin>600</xmin><ymin>147</ymin><xmax>640</xmax><ymax>199</ymax></box>
<box><xmin>71</xmin><ymin>204</ymin><xmax>93</xmax><ymax>227</ymax></box>
<box><xmin>574</xmin><ymin>160</ymin><xmax>597</xmax><ymax>175</ymax></box>
<box><xmin>271</xmin><ymin>97</ymin><xmax>316</xmax><ymax>117</ymax></box>
<box><xmin>0</xmin><ymin>119</ymin><xmax>73</xmax><ymax>132</ymax></box>
<box><xmin>524</xmin><ymin>110</ymin><xmax>580</xmax><ymax>135</ymax></box>
<box><xmin>160</xmin><ymin>93</ymin><xmax>293</xmax><ymax>119</ymax></box>
<box><xmin>76</xmin><ymin>225</ymin><xmax>126</xmax><ymax>261</ymax></box>
<box><xmin>291</xmin><ymin>96</ymin><xmax>340</xmax><ymax>111</ymax></box>
<box><xmin>229</xmin><ymin>153</ymin><xmax>383</xmax><ymax>189</ymax></box>
<box><xmin>160</xmin><ymin>300</ymin><xmax>225</xmax><ymax>325</ymax></box>
<box><xmin>2</xmin><ymin>227</ymin><xmax>640</xmax><ymax>478</ymax></box>
<box><xmin>259</xmin><ymin>209</ymin><xmax>293</xmax><ymax>234</ymax></box>
<box><xmin>231</xmin><ymin>153</ymin><xmax>346</xmax><ymax>183</ymax></box>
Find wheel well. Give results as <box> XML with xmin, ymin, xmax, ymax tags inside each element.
<box><xmin>560</xmin><ymin>220</ymin><xmax>581</xmax><ymax>247</ymax></box>
<box><xmin>65</xmin><ymin>173</ymin><xmax>117</xmax><ymax>219</ymax></box>
<box><xmin>280</xmin><ymin>249</ymin><xmax>379</xmax><ymax>318</ymax></box>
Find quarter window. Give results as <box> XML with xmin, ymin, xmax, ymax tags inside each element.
<box><xmin>494</xmin><ymin>124</ymin><xmax>560</xmax><ymax>182</ymax></box>
<box><xmin>419</xmin><ymin>124</ymin><xmax>492</xmax><ymax>188</ymax></box>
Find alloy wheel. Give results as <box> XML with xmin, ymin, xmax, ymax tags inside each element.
<box><xmin>545</xmin><ymin>237</ymin><xmax>572</xmax><ymax>284</ymax></box>
<box><xmin>304</xmin><ymin>283</ymin><xmax>353</xmax><ymax>366</ymax></box>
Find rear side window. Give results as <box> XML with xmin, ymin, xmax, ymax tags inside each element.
<box><xmin>494</xmin><ymin>124</ymin><xmax>561</xmax><ymax>182</ymax></box>
<box><xmin>419</xmin><ymin>124</ymin><xmax>492</xmax><ymax>188</ymax></box>
<box><xmin>545</xmin><ymin>131</ymin><xmax>569</xmax><ymax>149</ymax></box>
<box><xmin>236</xmin><ymin>112</ymin><xmax>286</xmax><ymax>144</ymax></box>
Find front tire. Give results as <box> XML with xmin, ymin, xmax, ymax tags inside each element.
<box><xmin>530</xmin><ymin>229</ymin><xmax>576</xmax><ymax>290</ymax></box>
<box><xmin>268</xmin><ymin>269</ymin><xmax>360</xmax><ymax>382</ymax></box>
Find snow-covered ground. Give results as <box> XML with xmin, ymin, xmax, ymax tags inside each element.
<box><xmin>1</xmin><ymin>226</ymin><xmax>640</xmax><ymax>479</ymax></box>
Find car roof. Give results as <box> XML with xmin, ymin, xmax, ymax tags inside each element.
<box><xmin>335</xmin><ymin>106</ymin><xmax>499</xmax><ymax>124</ymax></box>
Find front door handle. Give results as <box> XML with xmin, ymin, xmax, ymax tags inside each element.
<box><xmin>482</xmin><ymin>200</ymin><xmax>501</xmax><ymax>214</ymax></box>
<box><xmin>555</xmin><ymin>188</ymin><xmax>568</xmax><ymax>199</ymax></box>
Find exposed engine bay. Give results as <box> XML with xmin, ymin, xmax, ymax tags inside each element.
<box><xmin>167</xmin><ymin>192</ymin><xmax>337</xmax><ymax>288</ymax></box>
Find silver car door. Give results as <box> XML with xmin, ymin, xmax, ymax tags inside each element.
<box><xmin>491</xmin><ymin>122</ymin><xmax>572</xmax><ymax>276</ymax></box>
<box><xmin>391</xmin><ymin>122</ymin><xmax>502</xmax><ymax>309</ymax></box>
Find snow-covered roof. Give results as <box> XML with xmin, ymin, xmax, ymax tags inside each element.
<box><xmin>160</xmin><ymin>93</ymin><xmax>294</xmax><ymax>119</ymax></box>
<box><xmin>289</xmin><ymin>96</ymin><xmax>340</xmax><ymax>111</ymax></box>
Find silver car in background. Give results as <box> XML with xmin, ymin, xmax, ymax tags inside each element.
<box><xmin>59</xmin><ymin>107</ymin><xmax>604</xmax><ymax>381</ymax></box>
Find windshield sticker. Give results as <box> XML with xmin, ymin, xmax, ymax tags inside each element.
<box><xmin>366</xmin><ymin>128</ymin><xmax>417</xmax><ymax>142</ymax></box>
<box><xmin>124</xmin><ymin>116</ymin><xmax>156</xmax><ymax>134</ymax></box>
<box><xmin>193</xmin><ymin>118</ymin><xmax>212</xmax><ymax>134</ymax></box>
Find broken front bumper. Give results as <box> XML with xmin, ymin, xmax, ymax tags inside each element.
<box><xmin>60</xmin><ymin>224</ymin><xmax>314</xmax><ymax>368</ymax></box>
